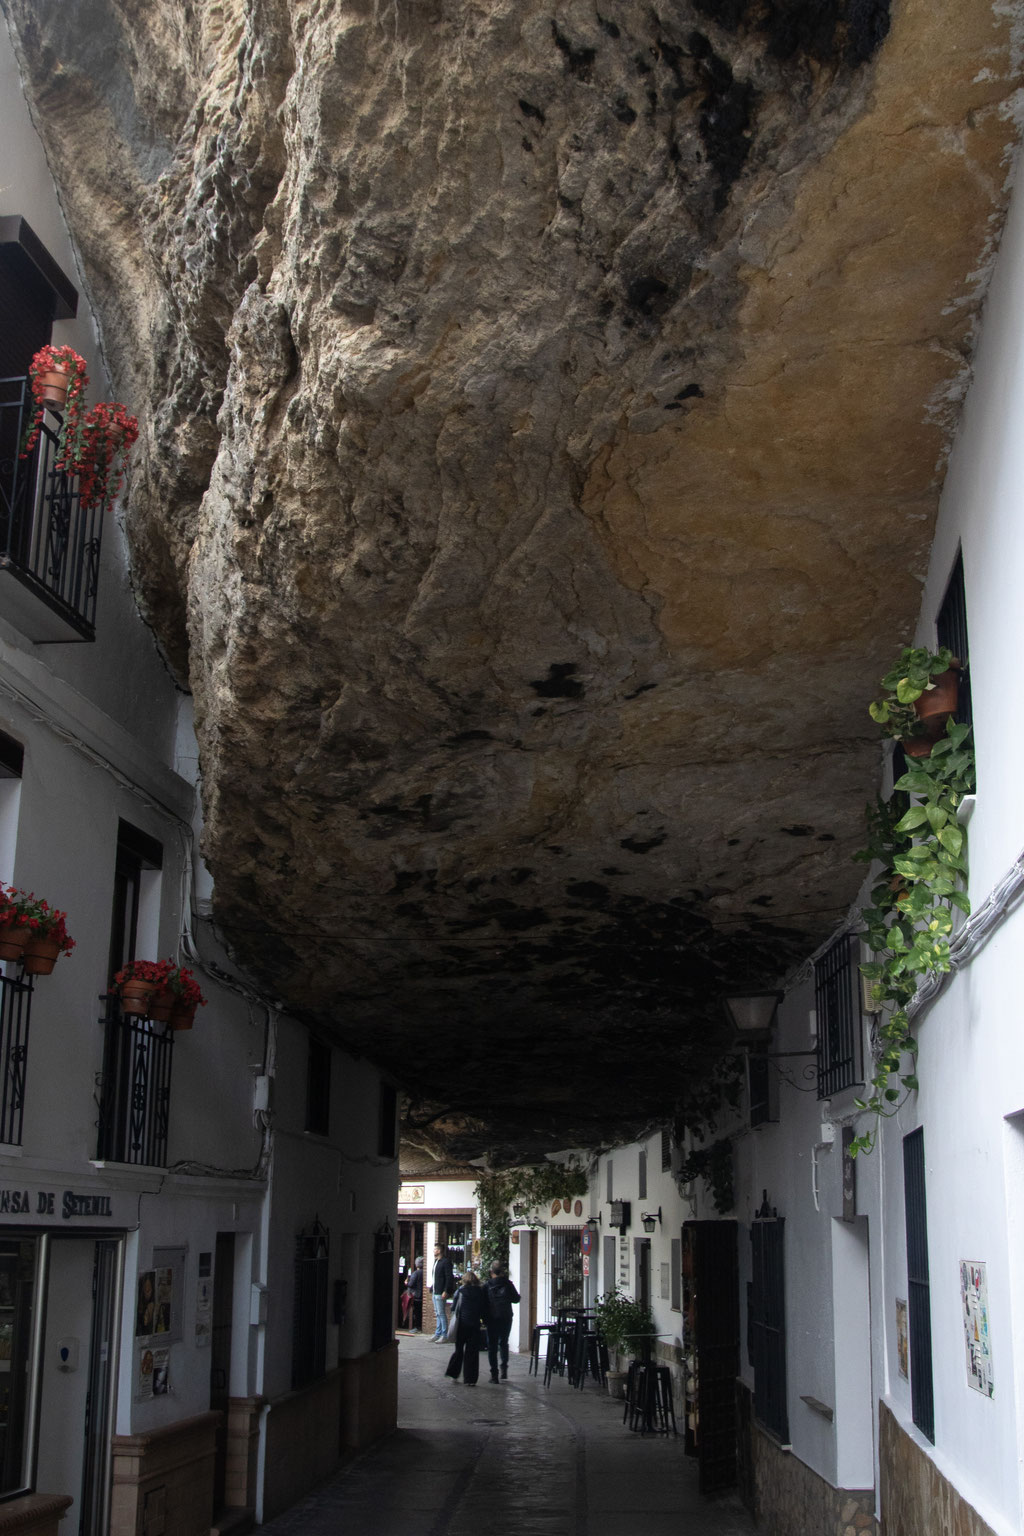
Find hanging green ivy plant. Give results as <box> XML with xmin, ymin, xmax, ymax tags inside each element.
<box><xmin>475</xmin><ymin>1160</ymin><xmax>589</xmax><ymax>1275</ymax></box>
<box><xmin>852</xmin><ymin>688</ymin><xmax>975</xmax><ymax>1154</ymax></box>
<box><xmin>676</xmin><ymin>1136</ymin><xmax>734</xmax><ymax>1213</ymax></box>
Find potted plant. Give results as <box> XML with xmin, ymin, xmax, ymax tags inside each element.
<box><xmin>165</xmin><ymin>964</ymin><xmax>206</xmax><ymax>1030</ymax></box>
<box><xmin>853</xmin><ymin>682</ymin><xmax>975</xmax><ymax>1153</ymax></box>
<box><xmin>594</xmin><ymin>1289</ymin><xmax>656</xmax><ymax>1392</ymax></box>
<box><xmin>75</xmin><ymin>402</ymin><xmax>139</xmax><ymax>512</ymax></box>
<box><xmin>0</xmin><ymin>887</ymin><xmax>75</xmax><ymax>973</ymax></box>
<box><xmin>21</xmin><ymin>345</ymin><xmax>89</xmax><ymax>466</ymax></box>
<box><xmin>868</xmin><ymin>645</ymin><xmax>960</xmax><ymax>758</ymax></box>
<box><xmin>112</xmin><ymin>959</ymin><xmax>169</xmax><ymax>1017</ymax></box>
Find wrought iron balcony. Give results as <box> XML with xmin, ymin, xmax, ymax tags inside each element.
<box><xmin>0</xmin><ymin>375</ymin><xmax>103</xmax><ymax>641</ymax></box>
<box><xmin>0</xmin><ymin>970</ymin><xmax>33</xmax><ymax>1147</ymax></box>
<box><xmin>95</xmin><ymin>995</ymin><xmax>173</xmax><ymax>1167</ymax></box>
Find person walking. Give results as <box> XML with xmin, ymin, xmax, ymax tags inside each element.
<box><xmin>444</xmin><ymin>1271</ymin><xmax>490</xmax><ymax>1386</ymax></box>
<box><xmin>404</xmin><ymin>1256</ymin><xmax>424</xmax><ymax>1333</ymax></box>
<box><xmin>484</xmin><ymin>1260</ymin><xmax>521</xmax><ymax>1382</ymax></box>
<box><xmin>429</xmin><ymin>1244</ymin><xmax>456</xmax><ymax>1341</ymax></box>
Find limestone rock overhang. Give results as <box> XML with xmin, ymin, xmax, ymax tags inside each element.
<box><xmin>4</xmin><ymin>0</ymin><xmax>1021</xmax><ymax>1159</ymax></box>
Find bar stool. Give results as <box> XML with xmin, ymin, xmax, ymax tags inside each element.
<box><xmin>529</xmin><ymin>1322</ymin><xmax>556</xmax><ymax>1376</ymax></box>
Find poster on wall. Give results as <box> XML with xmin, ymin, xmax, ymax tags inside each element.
<box><xmin>960</xmin><ymin>1260</ymin><xmax>994</xmax><ymax>1397</ymax></box>
<box><xmin>895</xmin><ymin>1298</ymin><xmax>909</xmax><ymax>1380</ymax></box>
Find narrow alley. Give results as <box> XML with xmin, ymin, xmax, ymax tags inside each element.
<box><xmin>260</xmin><ymin>1336</ymin><xmax>756</xmax><ymax>1536</ymax></box>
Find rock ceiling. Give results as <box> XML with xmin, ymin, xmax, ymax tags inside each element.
<box><xmin>4</xmin><ymin>0</ymin><xmax>1021</xmax><ymax>1161</ymax></box>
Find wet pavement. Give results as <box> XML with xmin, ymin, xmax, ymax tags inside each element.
<box><xmin>261</xmin><ymin>1333</ymin><xmax>757</xmax><ymax>1536</ymax></box>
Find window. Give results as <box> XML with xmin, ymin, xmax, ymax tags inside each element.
<box><xmin>606</xmin><ymin>1159</ymin><xmax>613</xmax><ymax>1202</ymax></box>
<box><xmin>661</xmin><ymin>1127</ymin><xmax>672</xmax><ymax>1171</ymax></box>
<box><xmin>97</xmin><ymin>822</ymin><xmax>169</xmax><ymax>1167</ymax></box>
<box><xmin>305</xmin><ymin>1035</ymin><xmax>331</xmax><ymax>1136</ymax></box>
<box><xmin>670</xmin><ymin>1236</ymin><xmax>682</xmax><ymax>1311</ymax></box>
<box><xmin>936</xmin><ymin>549</ymin><xmax>971</xmax><ymax>730</ymax></box>
<box><xmin>0</xmin><ymin>730</ymin><xmax>23</xmax><ymax>888</ymax></box>
<box><xmin>815</xmin><ymin>933</ymin><xmax>862</xmax><ymax>1098</ymax></box>
<box><xmin>748</xmin><ymin>1054</ymin><xmax>779</xmax><ymax>1127</ymax></box>
<box><xmin>377</xmin><ymin>1082</ymin><xmax>397</xmax><ymax>1159</ymax></box>
<box><xmin>107</xmin><ymin>820</ymin><xmax>163</xmax><ymax>985</ymax></box>
<box><xmin>750</xmin><ymin>1198</ymin><xmax>789</xmax><ymax>1443</ymax></box>
<box><xmin>903</xmin><ymin>1128</ymin><xmax>934</xmax><ymax>1441</ymax></box>
<box><xmin>291</xmin><ymin>1218</ymin><xmax>329</xmax><ymax>1388</ymax></box>
<box><xmin>638</xmin><ymin>1147</ymin><xmax>648</xmax><ymax>1200</ymax></box>
<box><xmin>0</xmin><ymin>218</ymin><xmax>102</xmax><ymax>643</ymax></box>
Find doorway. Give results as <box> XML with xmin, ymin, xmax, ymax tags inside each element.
<box><xmin>396</xmin><ymin>1221</ymin><xmax>424</xmax><ymax>1329</ymax></box>
<box><xmin>30</xmin><ymin>1233</ymin><xmax>122</xmax><ymax>1535</ymax></box>
<box><xmin>209</xmin><ymin>1234</ymin><xmax>235</xmax><ymax>1516</ymax></box>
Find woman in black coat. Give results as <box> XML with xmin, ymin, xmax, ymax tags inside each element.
<box><xmin>444</xmin><ymin>1271</ymin><xmax>490</xmax><ymax>1386</ymax></box>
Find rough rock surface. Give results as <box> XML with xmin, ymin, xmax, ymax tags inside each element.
<box><xmin>5</xmin><ymin>0</ymin><xmax>1021</xmax><ymax>1159</ymax></box>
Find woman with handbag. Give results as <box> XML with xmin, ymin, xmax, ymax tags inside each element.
<box><xmin>444</xmin><ymin>1271</ymin><xmax>490</xmax><ymax>1386</ymax></box>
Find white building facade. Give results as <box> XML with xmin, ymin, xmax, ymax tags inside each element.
<box><xmin>0</xmin><ymin>26</ymin><xmax>399</xmax><ymax>1536</ymax></box>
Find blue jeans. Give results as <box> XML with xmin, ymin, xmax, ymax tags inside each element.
<box><xmin>432</xmin><ymin>1292</ymin><xmax>449</xmax><ymax>1339</ymax></box>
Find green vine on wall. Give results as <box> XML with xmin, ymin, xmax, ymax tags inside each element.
<box><xmin>852</xmin><ymin>651</ymin><xmax>975</xmax><ymax>1154</ymax></box>
<box><xmin>676</xmin><ymin>1137</ymin><xmax>735</xmax><ymax>1213</ymax></box>
<box><xmin>475</xmin><ymin>1160</ymin><xmax>589</xmax><ymax>1275</ymax></box>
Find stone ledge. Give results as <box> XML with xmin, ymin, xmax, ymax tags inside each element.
<box><xmin>0</xmin><ymin>1495</ymin><xmax>73</xmax><ymax>1536</ymax></box>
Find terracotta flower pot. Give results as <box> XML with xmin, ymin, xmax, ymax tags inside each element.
<box><xmin>22</xmin><ymin>934</ymin><xmax>62</xmax><ymax>975</ymax></box>
<box><xmin>0</xmin><ymin>926</ymin><xmax>32</xmax><ymax>963</ymax></box>
<box><xmin>147</xmin><ymin>989</ymin><xmax>175</xmax><ymax>1023</ymax></box>
<box><xmin>169</xmin><ymin>1002</ymin><xmax>196</xmax><ymax>1031</ymax></box>
<box><xmin>119</xmin><ymin>980</ymin><xmax>156</xmax><ymax>1017</ymax></box>
<box><xmin>38</xmin><ymin>368</ymin><xmax>70</xmax><ymax>407</ymax></box>
<box><xmin>901</xmin><ymin>664</ymin><xmax>960</xmax><ymax>759</ymax></box>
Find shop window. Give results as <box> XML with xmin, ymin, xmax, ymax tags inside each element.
<box><xmin>0</xmin><ymin>1238</ymin><xmax>37</xmax><ymax>1496</ymax></box>
<box><xmin>291</xmin><ymin>1218</ymin><xmax>329</xmax><ymax>1388</ymax></box>
<box><xmin>903</xmin><ymin>1128</ymin><xmax>934</xmax><ymax>1442</ymax></box>
<box><xmin>305</xmin><ymin>1035</ymin><xmax>330</xmax><ymax>1136</ymax></box>
<box><xmin>815</xmin><ymin>933</ymin><xmax>862</xmax><ymax>1099</ymax></box>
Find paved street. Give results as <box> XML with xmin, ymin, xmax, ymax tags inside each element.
<box><xmin>261</xmin><ymin>1334</ymin><xmax>757</xmax><ymax>1536</ymax></box>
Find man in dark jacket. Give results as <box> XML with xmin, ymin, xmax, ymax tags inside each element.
<box><xmin>484</xmin><ymin>1261</ymin><xmax>521</xmax><ymax>1382</ymax></box>
<box><xmin>429</xmin><ymin>1245</ymin><xmax>457</xmax><ymax>1341</ymax></box>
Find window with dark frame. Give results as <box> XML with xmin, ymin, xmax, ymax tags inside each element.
<box><xmin>903</xmin><ymin>1128</ymin><xmax>935</xmax><ymax>1442</ymax></box>
<box><xmin>936</xmin><ymin>548</ymin><xmax>972</xmax><ymax>731</ymax></box>
<box><xmin>291</xmin><ymin>1217</ymin><xmax>329</xmax><ymax>1388</ymax></box>
<box><xmin>750</xmin><ymin>1199</ymin><xmax>789</xmax><ymax>1443</ymax></box>
<box><xmin>107</xmin><ymin>819</ymin><xmax>163</xmax><ymax>986</ymax></box>
<box><xmin>606</xmin><ymin>1159</ymin><xmax>613</xmax><ymax>1202</ymax></box>
<box><xmin>814</xmin><ymin>933</ymin><xmax>863</xmax><ymax>1099</ymax></box>
<box><xmin>638</xmin><ymin>1147</ymin><xmax>647</xmax><ymax>1200</ymax></box>
<box><xmin>377</xmin><ymin>1082</ymin><xmax>397</xmax><ymax>1159</ymax></box>
<box><xmin>748</xmin><ymin>1053</ymin><xmax>779</xmax><ymax>1127</ymax></box>
<box><xmin>661</xmin><ymin>1127</ymin><xmax>672</xmax><ymax>1171</ymax></box>
<box><xmin>305</xmin><ymin>1035</ymin><xmax>331</xmax><ymax>1137</ymax></box>
<box><xmin>0</xmin><ymin>731</ymin><xmax>23</xmax><ymax>780</ymax></box>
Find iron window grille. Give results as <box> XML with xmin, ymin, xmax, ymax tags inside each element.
<box><xmin>292</xmin><ymin>1217</ymin><xmax>329</xmax><ymax>1388</ymax></box>
<box><xmin>903</xmin><ymin>1128</ymin><xmax>935</xmax><ymax>1442</ymax></box>
<box><xmin>95</xmin><ymin>996</ymin><xmax>173</xmax><ymax>1167</ymax></box>
<box><xmin>814</xmin><ymin>933</ymin><xmax>863</xmax><ymax>1099</ymax></box>
<box><xmin>0</xmin><ymin>378</ymin><xmax>103</xmax><ymax>640</ymax></box>
<box><xmin>936</xmin><ymin>549</ymin><xmax>972</xmax><ymax>731</ymax></box>
<box><xmin>750</xmin><ymin>1194</ymin><xmax>789</xmax><ymax>1444</ymax></box>
<box><xmin>0</xmin><ymin>971</ymin><xmax>33</xmax><ymax>1147</ymax></box>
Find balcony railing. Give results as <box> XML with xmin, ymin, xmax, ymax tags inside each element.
<box><xmin>95</xmin><ymin>996</ymin><xmax>173</xmax><ymax>1167</ymax></box>
<box><xmin>0</xmin><ymin>375</ymin><xmax>102</xmax><ymax>641</ymax></box>
<box><xmin>0</xmin><ymin>971</ymin><xmax>33</xmax><ymax>1146</ymax></box>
